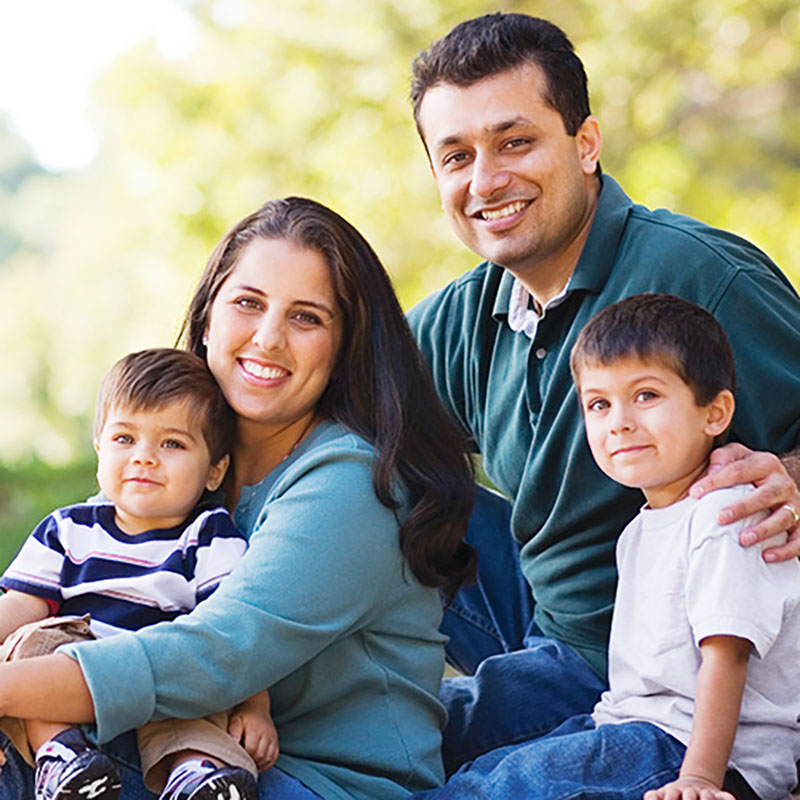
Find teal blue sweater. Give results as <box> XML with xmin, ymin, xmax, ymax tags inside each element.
<box><xmin>64</xmin><ymin>422</ymin><xmax>447</xmax><ymax>800</ymax></box>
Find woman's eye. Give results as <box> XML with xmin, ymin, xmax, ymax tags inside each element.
<box><xmin>292</xmin><ymin>310</ymin><xmax>322</xmax><ymax>325</ymax></box>
<box><xmin>234</xmin><ymin>296</ymin><xmax>263</xmax><ymax>311</ymax></box>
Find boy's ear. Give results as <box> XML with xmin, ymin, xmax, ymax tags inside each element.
<box><xmin>704</xmin><ymin>389</ymin><xmax>735</xmax><ymax>437</ymax></box>
<box><xmin>206</xmin><ymin>454</ymin><xmax>230</xmax><ymax>491</ymax></box>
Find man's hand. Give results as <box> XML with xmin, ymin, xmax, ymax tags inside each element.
<box><xmin>643</xmin><ymin>775</ymin><xmax>735</xmax><ymax>800</ymax></box>
<box><xmin>228</xmin><ymin>692</ymin><xmax>279</xmax><ymax>771</ymax></box>
<box><xmin>689</xmin><ymin>443</ymin><xmax>800</xmax><ymax>561</ymax></box>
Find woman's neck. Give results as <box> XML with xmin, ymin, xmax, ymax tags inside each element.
<box><xmin>225</xmin><ymin>412</ymin><xmax>320</xmax><ymax>509</ymax></box>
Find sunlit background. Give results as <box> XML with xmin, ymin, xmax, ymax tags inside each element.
<box><xmin>1</xmin><ymin>0</ymin><xmax>799</xmax><ymax>564</ymax></box>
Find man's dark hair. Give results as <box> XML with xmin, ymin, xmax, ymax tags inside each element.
<box><xmin>95</xmin><ymin>348</ymin><xmax>236</xmax><ymax>463</ymax></box>
<box><xmin>570</xmin><ymin>293</ymin><xmax>736</xmax><ymax>407</ymax></box>
<box><xmin>411</xmin><ymin>13</ymin><xmax>592</xmax><ymax>138</ymax></box>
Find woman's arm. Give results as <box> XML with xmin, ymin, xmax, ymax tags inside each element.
<box><xmin>643</xmin><ymin>634</ymin><xmax>750</xmax><ymax>800</ymax></box>
<box><xmin>44</xmin><ymin>437</ymin><xmax>408</xmax><ymax>742</ymax></box>
<box><xmin>0</xmin><ymin>652</ymin><xmax>94</xmax><ymax>722</ymax></box>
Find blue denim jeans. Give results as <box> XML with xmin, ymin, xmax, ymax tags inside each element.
<box><xmin>439</xmin><ymin>486</ymin><xmax>607</xmax><ymax>775</ymax></box>
<box><xmin>413</xmin><ymin>715</ymin><xmax>686</xmax><ymax>799</ymax></box>
<box><xmin>0</xmin><ymin>731</ymin><xmax>320</xmax><ymax>799</ymax></box>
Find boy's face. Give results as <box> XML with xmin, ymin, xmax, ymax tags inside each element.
<box><xmin>94</xmin><ymin>400</ymin><xmax>229</xmax><ymax>534</ymax></box>
<box><xmin>577</xmin><ymin>356</ymin><xmax>733</xmax><ymax>508</ymax></box>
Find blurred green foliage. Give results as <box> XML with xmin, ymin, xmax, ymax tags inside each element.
<box><xmin>0</xmin><ymin>0</ymin><xmax>799</xmax><ymax>539</ymax></box>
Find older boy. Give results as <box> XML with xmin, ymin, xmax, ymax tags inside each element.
<box><xmin>414</xmin><ymin>294</ymin><xmax>800</xmax><ymax>800</ymax></box>
<box><xmin>0</xmin><ymin>349</ymin><xmax>277</xmax><ymax>800</ymax></box>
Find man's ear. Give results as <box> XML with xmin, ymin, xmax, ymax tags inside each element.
<box><xmin>704</xmin><ymin>389</ymin><xmax>735</xmax><ymax>437</ymax></box>
<box><xmin>575</xmin><ymin>115</ymin><xmax>602</xmax><ymax>176</ymax></box>
<box><xmin>206</xmin><ymin>453</ymin><xmax>231</xmax><ymax>491</ymax></box>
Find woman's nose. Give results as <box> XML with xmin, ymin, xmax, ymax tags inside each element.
<box><xmin>251</xmin><ymin>312</ymin><xmax>286</xmax><ymax>352</ymax></box>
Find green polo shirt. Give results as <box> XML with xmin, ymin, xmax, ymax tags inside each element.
<box><xmin>408</xmin><ymin>175</ymin><xmax>800</xmax><ymax>677</ymax></box>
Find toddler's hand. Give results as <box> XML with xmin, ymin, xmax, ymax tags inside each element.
<box><xmin>228</xmin><ymin>705</ymin><xmax>279</xmax><ymax>772</ymax></box>
<box><xmin>643</xmin><ymin>776</ymin><xmax>736</xmax><ymax>800</ymax></box>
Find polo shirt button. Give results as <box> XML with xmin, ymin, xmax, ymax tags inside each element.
<box><xmin>535</xmin><ymin>347</ymin><xmax>547</xmax><ymax>359</ymax></box>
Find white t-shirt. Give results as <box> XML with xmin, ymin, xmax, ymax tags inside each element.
<box><xmin>592</xmin><ymin>485</ymin><xmax>800</xmax><ymax>800</ymax></box>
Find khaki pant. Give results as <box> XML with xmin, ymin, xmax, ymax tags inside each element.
<box><xmin>0</xmin><ymin>616</ymin><xmax>257</xmax><ymax>792</ymax></box>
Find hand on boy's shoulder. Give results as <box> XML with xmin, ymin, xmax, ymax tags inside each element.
<box><xmin>689</xmin><ymin>443</ymin><xmax>800</xmax><ymax>561</ymax></box>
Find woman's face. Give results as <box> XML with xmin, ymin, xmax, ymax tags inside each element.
<box><xmin>205</xmin><ymin>237</ymin><xmax>342</xmax><ymax>434</ymax></box>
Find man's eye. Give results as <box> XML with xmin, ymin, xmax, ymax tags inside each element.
<box><xmin>443</xmin><ymin>151</ymin><xmax>469</xmax><ymax>168</ymax></box>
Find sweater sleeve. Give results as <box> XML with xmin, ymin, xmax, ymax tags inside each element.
<box><xmin>62</xmin><ymin>439</ymin><xmax>404</xmax><ymax>743</ymax></box>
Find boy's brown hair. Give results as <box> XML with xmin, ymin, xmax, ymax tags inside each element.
<box><xmin>571</xmin><ymin>293</ymin><xmax>736</xmax><ymax>405</ymax></box>
<box><xmin>94</xmin><ymin>348</ymin><xmax>235</xmax><ymax>463</ymax></box>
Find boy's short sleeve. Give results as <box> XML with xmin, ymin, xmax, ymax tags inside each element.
<box><xmin>188</xmin><ymin>507</ymin><xmax>248</xmax><ymax>604</ymax></box>
<box><xmin>0</xmin><ymin>512</ymin><xmax>66</xmax><ymax>605</ymax></box>
<box><xmin>685</xmin><ymin>490</ymin><xmax>800</xmax><ymax>659</ymax></box>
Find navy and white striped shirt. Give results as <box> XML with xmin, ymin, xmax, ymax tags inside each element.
<box><xmin>0</xmin><ymin>502</ymin><xmax>247</xmax><ymax>638</ymax></box>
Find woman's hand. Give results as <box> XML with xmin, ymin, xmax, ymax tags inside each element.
<box><xmin>690</xmin><ymin>443</ymin><xmax>800</xmax><ymax>561</ymax></box>
<box><xmin>643</xmin><ymin>775</ymin><xmax>735</xmax><ymax>800</ymax></box>
<box><xmin>228</xmin><ymin>691</ymin><xmax>279</xmax><ymax>771</ymax></box>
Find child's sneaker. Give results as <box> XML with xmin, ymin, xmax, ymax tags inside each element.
<box><xmin>160</xmin><ymin>759</ymin><xmax>257</xmax><ymax>800</ymax></box>
<box><xmin>34</xmin><ymin>728</ymin><xmax>122</xmax><ymax>800</ymax></box>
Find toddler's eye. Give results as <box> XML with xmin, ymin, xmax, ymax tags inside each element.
<box><xmin>112</xmin><ymin>434</ymin><xmax>134</xmax><ymax>445</ymax></box>
<box><xmin>163</xmin><ymin>439</ymin><xmax>185</xmax><ymax>450</ymax></box>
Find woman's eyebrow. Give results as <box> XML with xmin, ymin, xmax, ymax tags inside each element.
<box><xmin>229</xmin><ymin>283</ymin><xmax>336</xmax><ymax>317</ymax></box>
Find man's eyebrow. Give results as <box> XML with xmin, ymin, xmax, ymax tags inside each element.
<box><xmin>434</xmin><ymin>116</ymin><xmax>534</xmax><ymax>150</ymax></box>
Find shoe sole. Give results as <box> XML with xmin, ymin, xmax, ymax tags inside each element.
<box><xmin>52</xmin><ymin>756</ymin><xmax>122</xmax><ymax>800</ymax></box>
<box><xmin>184</xmin><ymin>771</ymin><xmax>258</xmax><ymax>800</ymax></box>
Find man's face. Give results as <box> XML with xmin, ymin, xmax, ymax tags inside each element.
<box><xmin>417</xmin><ymin>63</ymin><xmax>600</xmax><ymax>279</ymax></box>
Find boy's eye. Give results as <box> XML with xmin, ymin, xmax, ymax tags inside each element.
<box><xmin>162</xmin><ymin>439</ymin><xmax>186</xmax><ymax>450</ymax></box>
<box><xmin>586</xmin><ymin>398</ymin><xmax>609</xmax><ymax>412</ymax></box>
<box><xmin>635</xmin><ymin>390</ymin><xmax>659</xmax><ymax>402</ymax></box>
<box><xmin>112</xmin><ymin>434</ymin><xmax>134</xmax><ymax>445</ymax></box>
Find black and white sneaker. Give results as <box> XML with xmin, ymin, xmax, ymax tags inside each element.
<box><xmin>159</xmin><ymin>760</ymin><xmax>257</xmax><ymax>800</ymax></box>
<box><xmin>34</xmin><ymin>728</ymin><xmax>122</xmax><ymax>800</ymax></box>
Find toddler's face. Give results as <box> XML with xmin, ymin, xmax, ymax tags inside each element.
<box><xmin>577</xmin><ymin>357</ymin><xmax>730</xmax><ymax>508</ymax></box>
<box><xmin>94</xmin><ymin>400</ymin><xmax>228</xmax><ymax>534</ymax></box>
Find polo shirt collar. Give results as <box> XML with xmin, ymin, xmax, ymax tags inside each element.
<box><xmin>491</xmin><ymin>174</ymin><xmax>633</xmax><ymax>321</ymax></box>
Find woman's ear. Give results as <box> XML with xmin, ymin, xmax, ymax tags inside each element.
<box><xmin>206</xmin><ymin>453</ymin><xmax>231</xmax><ymax>491</ymax></box>
<box><xmin>704</xmin><ymin>389</ymin><xmax>735</xmax><ymax>437</ymax></box>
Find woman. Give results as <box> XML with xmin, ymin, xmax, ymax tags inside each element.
<box><xmin>0</xmin><ymin>198</ymin><xmax>476</xmax><ymax>799</ymax></box>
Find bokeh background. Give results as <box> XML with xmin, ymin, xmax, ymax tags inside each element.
<box><xmin>1</xmin><ymin>0</ymin><xmax>799</xmax><ymax>566</ymax></box>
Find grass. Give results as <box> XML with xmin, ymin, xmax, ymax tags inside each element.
<box><xmin>0</xmin><ymin>458</ymin><xmax>97</xmax><ymax>570</ymax></box>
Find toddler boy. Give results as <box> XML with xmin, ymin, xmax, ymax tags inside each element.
<box><xmin>0</xmin><ymin>349</ymin><xmax>277</xmax><ymax>800</ymax></box>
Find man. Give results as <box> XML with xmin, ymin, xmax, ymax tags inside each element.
<box><xmin>406</xmin><ymin>12</ymin><xmax>800</xmax><ymax>778</ymax></box>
